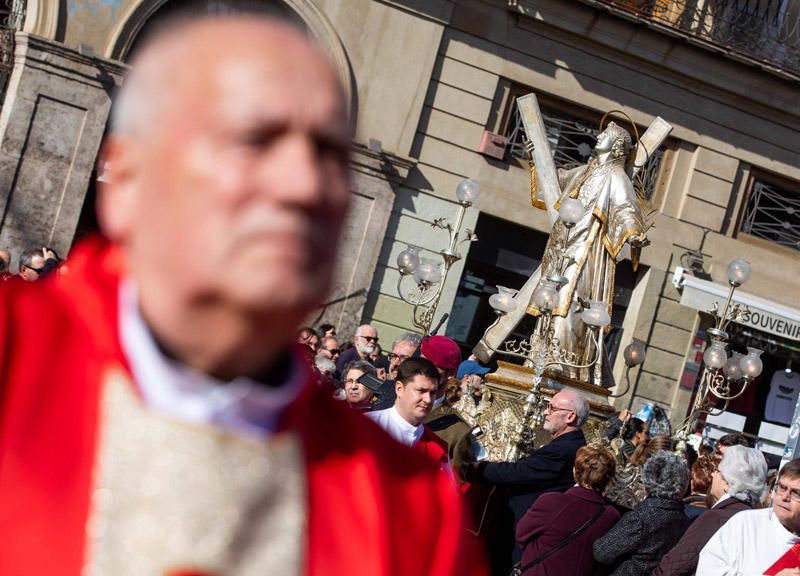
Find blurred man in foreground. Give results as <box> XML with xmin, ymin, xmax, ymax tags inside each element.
<box><xmin>0</xmin><ymin>15</ymin><xmax>482</xmax><ymax>576</ymax></box>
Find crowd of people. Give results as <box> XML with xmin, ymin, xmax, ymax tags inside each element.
<box><xmin>1</xmin><ymin>10</ymin><xmax>799</xmax><ymax>576</ymax></box>
<box><xmin>0</xmin><ymin>246</ymin><xmax>63</xmax><ymax>282</ymax></box>
<box><xmin>292</xmin><ymin>321</ymin><xmax>800</xmax><ymax>576</ymax></box>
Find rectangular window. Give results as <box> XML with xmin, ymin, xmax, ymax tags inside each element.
<box><xmin>739</xmin><ymin>176</ymin><xmax>800</xmax><ymax>251</ymax></box>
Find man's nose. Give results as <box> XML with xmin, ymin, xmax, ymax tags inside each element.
<box><xmin>262</xmin><ymin>133</ymin><xmax>323</xmax><ymax>205</ymax></box>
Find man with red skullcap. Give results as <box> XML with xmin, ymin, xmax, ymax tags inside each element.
<box><xmin>420</xmin><ymin>335</ymin><xmax>462</xmax><ymax>389</ymax></box>
<box><xmin>418</xmin><ymin>336</ymin><xmax>475</xmax><ymax>484</ymax></box>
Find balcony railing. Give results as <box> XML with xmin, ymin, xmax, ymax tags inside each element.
<box><xmin>578</xmin><ymin>0</ymin><xmax>800</xmax><ymax>80</ymax></box>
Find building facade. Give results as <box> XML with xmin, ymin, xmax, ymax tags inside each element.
<box><xmin>0</xmin><ymin>0</ymin><xmax>798</xmax><ymax>436</ymax></box>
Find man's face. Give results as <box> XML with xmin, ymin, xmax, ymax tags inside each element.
<box><xmin>395</xmin><ymin>374</ymin><xmax>437</xmax><ymax>426</ymax></box>
<box><xmin>543</xmin><ymin>392</ymin><xmax>576</xmax><ymax>437</ymax></box>
<box><xmin>595</xmin><ymin>123</ymin><xmax>617</xmax><ymax>154</ymax></box>
<box><xmin>773</xmin><ymin>473</ymin><xmax>800</xmax><ymax>533</ymax></box>
<box><xmin>344</xmin><ymin>369</ymin><xmax>372</xmax><ymax>406</ymax></box>
<box><xmin>389</xmin><ymin>340</ymin><xmax>416</xmax><ymax>377</ymax></box>
<box><xmin>307</xmin><ymin>334</ymin><xmax>319</xmax><ymax>351</ymax></box>
<box><xmin>319</xmin><ymin>337</ymin><xmax>339</xmax><ymax>361</ymax></box>
<box><xmin>105</xmin><ymin>22</ymin><xmax>351</xmax><ymax>328</ymax></box>
<box><xmin>18</xmin><ymin>265</ymin><xmax>39</xmax><ymax>282</ymax></box>
<box><xmin>355</xmin><ymin>327</ymin><xmax>378</xmax><ymax>357</ymax></box>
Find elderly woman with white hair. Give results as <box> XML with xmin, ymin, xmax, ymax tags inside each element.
<box><xmin>593</xmin><ymin>450</ymin><xmax>690</xmax><ymax>575</ymax></box>
<box><xmin>653</xmin><ymin>444</ymin><xmax>768</xmax><ymax>576</ymax></box>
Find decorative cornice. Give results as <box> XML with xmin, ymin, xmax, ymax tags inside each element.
<box><xmin>13</xmin><ymin>33</ymin><xmax>127</xmax><ymax>87</ymax></box>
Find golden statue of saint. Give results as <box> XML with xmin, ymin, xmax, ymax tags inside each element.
<box><xmin>526</xmin><ymin>121</ymin><xmax>649</xmax><ymax>386</ymax></box>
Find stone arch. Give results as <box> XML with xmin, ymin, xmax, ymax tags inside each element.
<box><xmin>104</xmin><ymin>0</ymin><xmax>353</xmax><ymax>110</ymax></box>
<box><xmin>21</xmin><ymin>0</ymin><xmax>61</xmax><ymax>40</ymax></box>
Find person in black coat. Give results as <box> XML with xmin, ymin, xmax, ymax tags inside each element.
<box><xmin>474</xmin><ymin>389</ymin><xmax>589</xmax><ymax>573</ymax></box>
<box><xmin>593</xmin><ymin>450</ymin><xmax>691</xmax><ymax>576</ymax></box>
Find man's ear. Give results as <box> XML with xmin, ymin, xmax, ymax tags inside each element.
<box><xmin>96</xmin><ymin>136</ymin><xmax>141</xmax><ymax>242</ymax></box>
<box><xmin>395</xmin><ymin>380</ymin><xmax>405</xmax><ymax>396</ymax></box>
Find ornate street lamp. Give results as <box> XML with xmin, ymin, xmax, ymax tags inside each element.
<box><xmin>395</xmin><ymin>178</ymin><xmax>480</xmax><ymax>334</ymax></box>
<box><xmin>675</xmin><ymin>258</ymin><xmax>764</xmax><ymax>449</ymax></box>
<box><xmin>607</xmin><ymin>338</ymin><xmax>647</xmax><ymax>400</ymax></box>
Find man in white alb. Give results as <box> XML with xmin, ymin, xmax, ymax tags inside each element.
<box><xmin>698</xmin><ymin>458</ymin><xmax>800</xmax><ymax>575</ymax></box>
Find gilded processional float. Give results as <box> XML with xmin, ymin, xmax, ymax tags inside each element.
<box><xmin>454</xmin><ymin>93</ymin><xmax>673</xmax><ymax>507</ymax></box>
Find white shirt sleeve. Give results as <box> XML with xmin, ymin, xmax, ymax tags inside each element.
<box><xmin>697</xmin><ymin>518</ymin><xmax>739</xmax><ymax>576</ymax></box>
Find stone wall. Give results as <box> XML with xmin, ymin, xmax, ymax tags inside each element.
<box><xmin>0</xmin><ymin>34</ymin><xmax>123</xmax><ymax>262</ymax></box>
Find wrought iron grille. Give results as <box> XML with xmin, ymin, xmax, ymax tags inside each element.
<box><xmin>740</xmin><ymin>178</ymin><xmax>800</xmax><ymax>250</ymax></box>
<box><xmin>504</xmin><ymin>103</ymin><xmax>666</xmax><ymax>201</ymax></box>
<box><xmin>581</xmin><ymin>0</ymin><xmax>800</xmax><ymax>79</ymax></box>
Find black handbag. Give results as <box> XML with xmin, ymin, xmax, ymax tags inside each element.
<box><xmin>509</xmin><ymin>504</ymin><xmax>608</xmax><ymax>576</ymax></box>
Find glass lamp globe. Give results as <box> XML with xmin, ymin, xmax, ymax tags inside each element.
<box><xmin>726</xmin><ymin>258</ymin><xmax>752</xmax><ymax>287</ymax></box>
<box><xmin>455</xmin><ymin>178</ymin><xmax>480</xmax><ymax>205</ymax></box>
<box><xmin>413</xmin><ymin>258</ymin><xmax>442</xmax><ymax>285</ymax></box>
<box><xmin>623</xmin><ymin>339</ymin><xmax>646</xmax><ymax>368</ymax></box>
<box><xmin>703</xmin><ymin>340</ymin><xmax>728</xmax><ymax>370</ymax></box>
<box><xmin>489</xmin><ymin>286</ymin><xmax>518</xmax><ymax>315</ymax></box>
<box><xmin>396</xmin><ymin>245</ymin><xmax>420</xmax><ymax>275</ymax></box>
<box><xmin>740</xmin><ymin>347</ymin><xmax>764</xmax><ymax>379</ymax></box>
<box><xmin>581</xmin><ymin>300</ymin><xmax>611</xmax><ymax>328</ymax></box>
<box><xmin>558</xmin><ymin>197</ymin><xmax>585</xmax><ymax>226</ymax></box>
<box><xmin>723</xmin><ymin>351</ymin><xmax>744</xmax><ymax>380</ymax></box>
<box><xmin>532</xmin><ymin>280</ymin><xmax>560</xmax><ymax>312</ymax></box>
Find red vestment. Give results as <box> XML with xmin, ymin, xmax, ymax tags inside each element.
<box><xmin>0</xmin><ymin>238</ymin><xmax>486</xmax><ymax>576</ymax></box>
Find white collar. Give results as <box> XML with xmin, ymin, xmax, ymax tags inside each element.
<box><xmin>119</xmin><ymin>281</ymin><xmax>303</xmax><ymax>438</ymax></box>
<box><xmin>712</xmin><ymin>493</ymin><xmax>732</xmax><ymax>508</ymax></box>
<box><xmin>389</xmin><ymin>406</ymin><xmax>424</xmax><ymax>446</ymax></box>
<box><xmin>368</xmin><ymin>405</ymin><xmax>425</xmax><ymax>447</ymax></box>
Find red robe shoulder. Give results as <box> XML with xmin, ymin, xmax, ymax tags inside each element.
<box><xmin>0</xmin><ymin>238</ymin><xmax>486</xmax><ymax>576</ymax></box>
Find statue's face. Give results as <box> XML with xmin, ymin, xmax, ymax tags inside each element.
<box><xmin>594</xmin><ymin>125</ymin><xmax>618</xmax><ymax>154</ymax></box>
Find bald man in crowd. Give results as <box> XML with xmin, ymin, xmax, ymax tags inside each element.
<box><xmin>0</xmin><ymin>15</ymin><xmax>482</xmax><ymax>576</ymax></box>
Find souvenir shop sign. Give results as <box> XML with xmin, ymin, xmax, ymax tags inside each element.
<box><xmin>676</xmin><ymin>270</ymin><xmax>800</xmax><ymax>343</ymax></box>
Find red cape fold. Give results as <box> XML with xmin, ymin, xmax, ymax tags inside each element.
<box><xmin>0</xmin><ymin>237</ymin><xmax>486</xmax><ymax>576</ymax></box>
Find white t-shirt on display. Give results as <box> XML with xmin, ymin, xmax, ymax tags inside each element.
<box><xmin>765</xmin><ymin>371</ymin><xmax>800</xmax><ymax>425</ymax></box>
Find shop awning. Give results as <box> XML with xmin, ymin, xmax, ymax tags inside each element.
<box><xmin>673</xmin><ymin>267</ymin><xmax>800</xmax><ymax>343</ymax></box>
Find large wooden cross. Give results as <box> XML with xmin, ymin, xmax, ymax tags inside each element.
<box><xmin>473</xmin><ymin>93</ymin><xmax>672</xmax><ymax>362</ymax></box>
